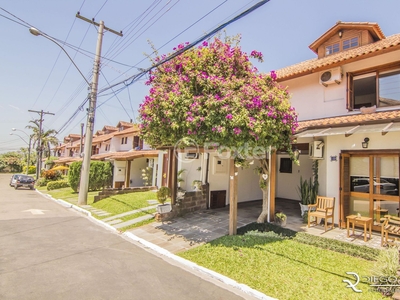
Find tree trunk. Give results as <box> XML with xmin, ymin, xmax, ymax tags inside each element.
<box><xmin>256</xmin><ymin>157</ymin><xmax>270</xmax><ymax>223</ymax></box>
<box><xmin>257</xmin><ymin>186</ymin><xmax>269</xmax><ymax>223</ymax></box>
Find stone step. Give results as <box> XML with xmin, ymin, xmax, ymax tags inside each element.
<box><xmin>113</xmin><ymin>214</ymin><xmax>155</xmax><ymax>229</ymax></box>
<box><xmin>101</xmin><ymin>205</ymin><xmax>157</xmax><ymax>222</ymax></box>
<box><xmin>107</xmin><ymin>219</ymin><xmax>123</xmax><ymax>225</ymax></box>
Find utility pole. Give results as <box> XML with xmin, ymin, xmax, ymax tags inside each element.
<box><xmin>76</xmin><ymin>13</ymin><xmax>122</xmax><ymax>206</ymax></box>
<box><xmin>80</xmin><ymin>123</ymin><xmax>84</xmax><ymax>154</ymax></box>
<box><xmin>28</xmin><ymin>109</ymin><xmax>55</xmax><ymax>180</ymax></box>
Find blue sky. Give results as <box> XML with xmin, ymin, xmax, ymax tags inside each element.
<box><xmin>1</xmin><ymin>0</ymin><xmax>399</xmax><ymax>153</ymax></box>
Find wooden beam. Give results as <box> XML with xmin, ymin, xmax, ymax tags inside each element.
<box><xmin>229</xmin><ymin>158</ymin><xmax>238</xmax><ymax>235</ymax></box>
<box><xmin>269</xmin><ymin>150</ymin><xmax>276</xmax><ymax>221</ymax></box>
<box><xmin>125</xmin><ymin>160</ymin><xmax>131</xmax><ymax>187</ymax></box>
<box><xmin>170</xmin><ymin>149</ymin><xmax>178</xmax><ymax>205</ymax></box>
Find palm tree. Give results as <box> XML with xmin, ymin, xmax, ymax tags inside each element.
<box><xmin>25</xmin><ymin>121</ymin><xmax>59</xmax><ymax>175</ymax></box>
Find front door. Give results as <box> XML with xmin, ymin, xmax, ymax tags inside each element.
<box><xmin>340</xmin><ymin>151</ymin><xmax>400</xmax><ymax>230</ymax></box>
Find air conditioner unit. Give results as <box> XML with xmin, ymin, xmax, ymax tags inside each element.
<box><xmin>309</xmin><ymin>141</ymin><xmax>324</xmax><ymax>159</ymax></box>
<box><xmin>319</xmin><ymin>67</ymin><xmax>342</xmax><ymax>86</ymax></box>
<box><xmin>185</xmin><ymin>153</ymin><xmax>199</xmax><ymax>159</ymax></box>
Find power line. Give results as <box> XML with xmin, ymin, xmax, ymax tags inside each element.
<box><xmin>99</xmin><ymin>0</ymin><xmax>270</xmax><ymax>95</ymax></box>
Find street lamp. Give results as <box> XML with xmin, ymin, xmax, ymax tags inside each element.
<box><xmin>29</xmin><ymin>26</ymin><xmax>104</xmax><ymax>206</ymax></box>
<box><xmin>29</xmin><ymin>28</ymin><xmax>90</xmax><ymax>86</ymax></box>
<box><xmin>10</xmin><ymin>129</ymin><xmax>32</xmax><ymax>175</ymax></box>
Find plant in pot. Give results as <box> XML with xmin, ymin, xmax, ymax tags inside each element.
<box><xmin>297</xmin><ymin>161</ymin><xmax>319</xmax><ymax>217</ymax></box>
<box><xmin>156</xmin><ymin>186</ymin><xmax>171</xmax><ymax>214</ymax></box>
<box><xmin>192</xmin><ymin>180</ymin><xmax>202</xmax><ymax>191</ymax></box>
<box><xmin>275</xmin><ymin>211</ymin><xmax>287</xmax><ymax>227</ymax></box>
<box><xmin>177</xmin><ymin>169</ymin><xmax>186</xmax><ymax>200</ymax></box>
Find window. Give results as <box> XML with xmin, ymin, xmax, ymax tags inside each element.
<box><xmin>347</xmin><ymin>67</ymin><xmax>400</xmax><ymax>110</ymax></box>
<box><xmin>121</xmin><ymin>137</ymin><xmax>128</xmax><ymax>144</ymax></box>
<box><xmin>343</xmin><ymin>37</ymin><xmax>359</xmax><ymax>50</ymax></box>
<box><xmin>279</xmin><ymin>158</ymin><xmax>292</xmax><ymax>173</ymax></box>
<box><xmin>325</xmin><ymin>43</ymin><xmax>339</xmax><ymax>56</ymax></box>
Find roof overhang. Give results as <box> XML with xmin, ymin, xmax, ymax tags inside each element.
<box><xmin>295</xmin><ymin>122</ymin><xmax>400</xmax><ymax>138</ymax></box>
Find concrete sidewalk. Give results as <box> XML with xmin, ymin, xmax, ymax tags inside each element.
<box><xmin>129</xmin><ymin>199</ymin><xmax>384</xmax><ymax>253</ymax></box>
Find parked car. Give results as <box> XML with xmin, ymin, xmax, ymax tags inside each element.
<box><xmin>352</xmin><ymin>178</ymin><xmax>398</xmax><ymax>195</ymax></box>
<box><xmin>14</xmin><ymin>175</ymin><xmax>35</xmax><ymax>190</ymax></box>
<box><xmin>9</xmin><ymin>174</ymin><xmax>24</xmax><ymax>187</ymax></box>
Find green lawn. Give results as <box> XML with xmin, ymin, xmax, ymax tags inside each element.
<box><xmin>38</xmin><ymin>186</ymin><xmax>158</xmax><ymax>224</ymax></box>
<box><xmin>178</xmin><ymin>231</ymin><xmax>386</xmax><ymax>300</ymax></box>
<box><xmin>91</xmin><ymin>191</ymin><xmax>158</xmax><ymax>217</ymax></box>
<box><xmin>37</xmin><ymin>186</ymin><xmax>97</xmax><ymax>204</ymax></box>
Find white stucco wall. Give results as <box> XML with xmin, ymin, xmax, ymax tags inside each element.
<box><xmin>282</xmin><ymin>51</ymin><xmax>400</xmax><ymax>122</ymax></box>
<box><xmin>129</xmin><ymin>158</ymin><xmax>148</xmax><ymax>187</ymax></box>
<box><xmin>177</xmin><ymin>153</ymin><xmax>203</xmax><ymax>191</ymax></box>
<box><xmin>113</xmin><ymin>161</ymin><xmax>127</xmax><ymax>183</ymax></box>
<box><xmin>206</xmin><ymin>153</ymin><xmax>262</xmax><ymax>206</ymax></box>
<box><xmin>275</xmin><ymin>153</ymin><xmax>314</xmax><ymax>201</ymax></box>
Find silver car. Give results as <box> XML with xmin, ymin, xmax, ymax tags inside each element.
<box><xmin>9</xmin><ymin>174</ymin><xmax>24</xmax><ymax>187</ymax></box>
<box><xmin>352</xmin><ymin>178</ymin><xmax>398</xmax><ymax>195</ymax></box>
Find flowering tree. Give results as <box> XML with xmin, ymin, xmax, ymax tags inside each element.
<box><xmin>139</xmin><ymin>37</ymin><xmax>298</xmax><ymax>223</ymax></box>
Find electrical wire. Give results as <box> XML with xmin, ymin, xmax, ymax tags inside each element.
<box><xmin>106</xmin><ymin>0</ymin><xmax>179</xmax><ymax>62</ymax></box>
<box><xmin>100</xmin><ymin>70</ymin><xmax>132</xmax><ymax>120</ymax></box>
<box><xmin>98</xmin><ymin>0</ymin><xmax>270</xmax><ymax>96</ymax></box>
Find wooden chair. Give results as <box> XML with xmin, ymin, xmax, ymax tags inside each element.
<box><xmin>308</xmin><ymin>196</ymin><xmax>335</xmax><ymax>231</ymax></box>
<box><xmin>381</xmin><ymin>215</ymin><xmax>400</xmax><ymax>246</ymax></box>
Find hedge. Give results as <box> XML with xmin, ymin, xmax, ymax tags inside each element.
<box><xmin>47</xmin><ymin>180</ymin><xmax>70</xmax><ymax>191</ymax></box>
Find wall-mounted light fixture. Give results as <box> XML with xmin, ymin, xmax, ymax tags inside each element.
<box><xmin>338</xmin><ymin>30</ymin><xmax>343</xmax><ymax>38</ymax></box>
<box><xmin>362</xmin><ymin>137</ymin><xmax>370</xmax><ymax>149</ymax></box>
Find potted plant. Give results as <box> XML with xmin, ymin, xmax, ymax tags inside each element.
<box><xmin>156</xmin><ymin>186</ymin><xmax>171</xmax><ymax>213</ymax></box>
<box><xmin>192</xmin><ymin>180</ymin><xmax>202</xmax><ymax>191</ymax></box>
<box><xmin>297</xmin><ymin>176</ymin><xmax>312</xmax><ymax>217</ymax></box>
<box><xmin>297</xmin><ymin>161</ymin><xmax>319</xmax><ymax>216</ymax></box>
<box><xmin>275</xmin><ymin>211</ymin><xmax>287</xmax><ymax>227</ymax></box>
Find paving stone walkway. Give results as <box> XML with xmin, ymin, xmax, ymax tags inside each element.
<box><xmin>101</xmin><ymin>205</ymin><xmax>158</xmax><ymax>229</ymax></box>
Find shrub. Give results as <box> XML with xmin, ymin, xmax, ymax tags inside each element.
<box><xmin>371</xmin><ymin>246</ymin><xmax>400</xmax><ymax>296</ymax></box>
<box><xmin>68</xmin><ymin>161</ymin><xmax>112</xmax><ymax>192</ymax></box>
<box><xmin>47</xmin><ymin>180</ymin><xmax>70</xmax><ymax>191</ymax></box>
<box><xmin>42</xmin><ymin>169</ymin><xmax>62</xmax><ymax>181</ymax></box>
<box><xmin>157</xmin><ymin>186</ymin><xmax>170</xmax><ymax>204</ymax></box>
<box><xmin>23</xmin><ymin>165</ymin><xmax>36</xmax><ymax>175</ymax></box>
<box><xmin>293</xmin><ymin>232</ymin><xmax>380</xmax><ymax>261</ymax></box>
<box><xmin>68</xmin><ymin>161</ymin><xmax>82</xmax><ymax>192</ymax></box>
<box><xmin>36</xmin><ymin>177</ymin><xmax>50</xmax><ymax>187</ymax></box>
<box><xmin>88</xmin><ymin>161</ymin><xmax>113</xmax><ymax>191</ymax></box>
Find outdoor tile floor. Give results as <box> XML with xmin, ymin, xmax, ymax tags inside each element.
<box><xmin>128</xmin><ymin>198</ymin><xmax>385</xmax><ymax>253</ymax></box>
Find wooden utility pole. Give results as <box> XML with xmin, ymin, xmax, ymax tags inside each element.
<box><xmin>76</xmin><ymin>13</ymin><xmax>122</xmax><ymax>206</ymax></box>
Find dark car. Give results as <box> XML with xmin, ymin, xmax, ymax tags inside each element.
<box><xmin>14</xmin><ymin>175</ymin><xmax>35</xmax><ymax>190</ymax></box>
<box><xmin>9</xmin><ymin>174</ymin><xmax>24</xmax><ymax>187</ymax></box>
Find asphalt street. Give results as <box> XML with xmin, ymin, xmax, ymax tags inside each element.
<box><xmin>0</xmin><ymin>173</ymin><xmax>263</xmax><ymax>300</ymax></box>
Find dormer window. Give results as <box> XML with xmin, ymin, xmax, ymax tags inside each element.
<box><xmin>325</xmin><ymin>43</ymin><xmax>339</xmax><ymax>56</ymax></box>
<box><xmin>325</xmin><ymin>36</ymin><xmax>359</xmax><ymax>56</ymax></box>
<box><xmin>343</xmin><ymin>37</ymin><xmax>359</xmax><ymax>50</ymax></box>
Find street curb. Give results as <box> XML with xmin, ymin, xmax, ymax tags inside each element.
<box><xmin>37</xmin><ymin>189</ymin><xmax>274</xmax><ymax>300</ymax></box>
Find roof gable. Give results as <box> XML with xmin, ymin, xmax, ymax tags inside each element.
<box><xmin>309</xmin><ymin>21</ymin><xmax>385</xmax><ymax>54</ymax></box>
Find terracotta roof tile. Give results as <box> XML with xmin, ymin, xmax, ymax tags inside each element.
<box><xmin>297</xmin><ymin>109</ymin><xmax>400</xmax><ymax>132</ymax></box>
<box><xmin>108</xmin><ymin>150</ymin><xmax>159</xmax><ymax>160</ymax></box>
<box><xmin>113</xmin><ymin>125</ymin><xmax>140</xmax><ymax>136</ymax></box>
<box><xmin>276</xmin><ymin>33</ymin><xmax>400</xmax><ymax>81</ymax></box>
